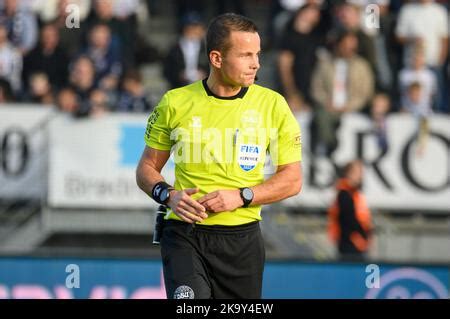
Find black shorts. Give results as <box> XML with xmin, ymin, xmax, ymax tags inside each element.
<box><xmin>160</xmin><ymin>220</ymin><xmax>265</xmax><ymax>299</ymax></box>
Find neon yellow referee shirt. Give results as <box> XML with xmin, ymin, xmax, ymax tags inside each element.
<box><xmin>145</xmin><ymin>79</ymin><xmax>301</xmax><ymax>225</ymax></box>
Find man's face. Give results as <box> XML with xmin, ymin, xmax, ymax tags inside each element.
<box><xmin>183</xmin><ymin>24</ymin><xmax>205</xmax><ymax>40</ymax></box>
<box><xmin>348</xmin><ymin>162</ymin><xmax>363</xmax><ymax>189</ymax></box>
<box><xmin>42</xmin><ymin>25</ymin><xmax>59</xmax><ymax>49</ymax></box>
<box><xmin>5</xmin><ymin>0</ymin><xmax>18</xmax><ymax>13</ymax></box>
<box><xmin>58</xmin><ymin>89</ymin><xmax>78</xmax><ymax>113</ymax></box>
<box><xmin>74</xmin><ymin>58</ymin><xmax>95</xmax><ymax>80</ymax></box>
<box><xmin>90</xmin><ymin>26</ymin><xmax>111</xmax><ymax>49</ymax></box>
<box><xmin>338</xmin><ymin>4</ymin><xmax>360</xmax><ymax>30</ymax></box>
<box><xmin>95</xmin><ymin>0</ymin><xmax>114</xmax><ymax>19</ymax></box>
<box><xmin>338</xmin><ymin>35</ymin><xmax>358</xmax><ymax>58</ymax></box>
<box><xmin>219</xmin><ymin>31</ymin><xmax>261</xmax><ymax>88</ymax></box>
<box><xmin>408</xmin><ymin>86</ymin><xmax>422</xmax><ymax>103</ymax></box>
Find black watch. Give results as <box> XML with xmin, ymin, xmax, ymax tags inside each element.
<box><xmin>239</xmin><ymin>187</ymin><xmax>254</xmax><ymax>208</ymax></box>
<box><xmin>152</xmin><ymin>182</ymin><xmax>174</xmax><ymax>205</ymax></box>
<box><xmin>159</xmin><ymin>187</ymin><xmax>174</xmax><ymax>205</ymax></box>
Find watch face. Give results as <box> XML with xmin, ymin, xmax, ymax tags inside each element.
<box><xmin>160</xmin><ymin>189</ymin><xmax>169</xmax><ymax>202</ymax></box>
<box><xmin>242</xmin><ymin>188</ymin><xmax>253</xmax><ymax>201</ymax></box>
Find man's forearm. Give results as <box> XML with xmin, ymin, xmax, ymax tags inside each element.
<box><xmin>136</xmin><ymin>149</ymin><xmax>207</xmax><ymax>222</ymax></box>
<box><xmin>136</xmin><ymin>147</ymin><xmax>171</xmax><ymax>197</ymax></box>
<box><xmin>251</xmin><ymin>162</ymin><xmax>302</xmax><ymax>206</ymax></box>
<box><xmin>136</xmin><ymin>161</ymin><xmax>166</xmax><ymax>197</ymax></box>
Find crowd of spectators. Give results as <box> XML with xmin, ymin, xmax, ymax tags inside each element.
<box><xmin>0</xmin><ymin>0</ymin><xmax>157</xmax><ymax>116</ymax></box>
<box><xmin>0</xmin><ymin>0</ymin><xmax>448</xmax><ymax>155</ymax></box>
<box><xmin>274</xmin><ymin>0</ymin><xmax>448</xmax><ymax>155</ymax></box>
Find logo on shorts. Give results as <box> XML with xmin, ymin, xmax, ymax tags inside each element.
<box><xmin>173</xmin><ymin>285</ymin><xmax>195</xmax><ymax>299</ymax></box>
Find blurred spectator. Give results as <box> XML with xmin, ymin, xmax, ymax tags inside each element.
<box><xmin>32</xmin><ymin>0</ymin><xmax>91</xmax><ymax>24</ymax></box>
<box><xmin>116</xmin><ymin>69</ymin><xmax>152</xmax><ymax>112</ymax></box>
<box><xmin>395</xmin><ymin>0</ymin><xmax>449</xmax><ymax>113</ymax></box>
<box><xmin>311</xmin><ymin>30</ymin><xmax>374</xmax><ymax>155</ymax></box>
<box><xmin>68</xmin><ymin>55</ymin><xmax>96</xmax><ymax>116</ymax></box>
<box><xmin>23</xmin><ymin>23</ymin><xmax>69</xmax><ymax>91</ymax></box>
<box><xmin>0</xmin><ymin>76</ymin><xmax>14</xmax><ymax>102</ymax></box>
<box><xmin>87</xmin><ymin>0</ymin><xmax>136</xmax><ymax>67</ymax></box>
<box><xmin>121</xmin><ymin>0</ymin><xmax>160</xmax><ymax>66</ymax></box>
<box><xmin>0</xmin><ymin>0</ymin><xmax>38</xmax><ymax>54</ymax></box>
<box><xmin>26</xmin><ymin>72</ymin><xmax>55</xmax><ymax>104</ymax></box>
<box><xmin>174</xmin><ymin>0</ymin><xmax>206</xmax><ymax>31</ymax></box>
<box><xmin>88</xmin><ymin>89</ymin><xmax>111</xmax><ymax>117</ymax></box>
<box><xmin>369</xmin><ymin>92</ymin><xmax>390</xmax><ymax>153</ymax></box>
<box><xmin>51</xmin><ymin>0</ymin><xmax>87</xmax><ymax>59</ymax></box>
<box><xmin>272</xmin><ymin>0</ymin><xmax>324</xmax><ymax>37</ymax></box>
<box><xmin>399</xmin><ymin>46</ymin><xmax>437</xmax><ymax>115</ymax></box>
<box><xmin>328</xmin><ymin>159</ymin><xmax>373</xmax><ymax>261</ymax></box>
<box><xmin>82</xmin><ymin>23</ymin><xmax>122</xmax><ymax>91</ymax></box>
<box><xmin>388</xmin><ymin>0</ymin><xmax>404</xmax><ymax>14</ymax></box>
<box><xmin>334</xmin><ymin>2</ymin><xmax>377</xmax><ymax>76</ymax></box>
<box><xmin>403</xmin><ymin>82</ymin><xmax>430</xmax><ymax>155</ymax></box>
<box><xmin>367</xmin><ymin>1</ymin><xmax>402</xmax><ymax>95</ymax></box>
<box><xmin>278</xmin><ymin>4</ymin><xmax>323</xmax><ymax>112</ymax></box>
<box><xmin>56</xmin><ymin>86</ymin><xmax>80</xmax><ymax>115</ymax></box>
<box><xmin>0</xmin><ymin>23</ymin><xmax>22</xmax><ymax>94</ymax></box>
<box><xmin>402</xmin><ymin>81</ymin><xmax>432</xmax><ymax>118</ymax></box>
<box><xmin>163</xmin><ymin>12</ymin><xmax>208</xmax><ymax>89</ymax></box>
<box><xmin>348</xmin><ymin>0</ymin><xmax>389</xmax><ymax>36</ymax></box>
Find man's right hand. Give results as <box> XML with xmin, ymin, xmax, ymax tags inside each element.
<box><xmin>167</xmin><ymin>188</ymin><xmax>208</xmax><ymax>223</ymax></box>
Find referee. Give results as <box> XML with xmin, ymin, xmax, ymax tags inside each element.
<box><xmin>136</xmin><ymin>13</ymin><xmax>302</xmax><ymax>299</ymax></box>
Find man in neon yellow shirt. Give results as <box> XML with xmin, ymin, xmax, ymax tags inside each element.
<box><xmin>136</xmin><ymin>13</ymin><xmax>302</xmax><ymax>299</ymax></box>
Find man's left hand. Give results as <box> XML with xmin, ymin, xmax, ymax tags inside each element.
<box><xmin>197</xmin><ymin>190</ymin><xmax>244</xmax><ymax>213</ymax></box>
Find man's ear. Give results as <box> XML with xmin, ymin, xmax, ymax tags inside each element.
<box><xmin>209</xmin><ymin>50</ymin><xmax>222</xmax><ymax>68</ymax></box>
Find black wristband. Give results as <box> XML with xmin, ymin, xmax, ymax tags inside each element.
<box><xmin>151</xmin><ymin>182</ymin><xmax>174</xmax><ymax>205</ymax></box>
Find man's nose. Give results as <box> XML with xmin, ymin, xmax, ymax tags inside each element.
<box><xmin>251</xmin><ymin>55</ymin><xmax>260</xmax><ymax>70</ymax></box>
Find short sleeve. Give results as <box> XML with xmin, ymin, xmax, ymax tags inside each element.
<box><xmin>144</xmin><ymin>93</ymin><xmax>173</xmax><ymax>151</ymax></box>
<box><xmin>395</xmin><ymin>6</ymin><xmax>410</xmax><ymax>38</ymax></box>
<box><xmin>436</xmin><ymin>7</ymin><xmax>449</xmax><ymax>38</ymax></box>
<box><xmin>269</xmin><ymin>95</ymin><xmax>302</xmax><ymax>166</ymax></box>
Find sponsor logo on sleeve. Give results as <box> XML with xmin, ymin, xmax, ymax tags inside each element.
<box><xmin>145</xmin><ymin>110</ymin><xmax>160</xmax><ymax>139</ymax></box>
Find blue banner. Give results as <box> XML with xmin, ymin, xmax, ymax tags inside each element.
<box><xmin>0</xmin><ymin>257</ymin><xmax>448</xmax><ymax>299</ymax></box>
